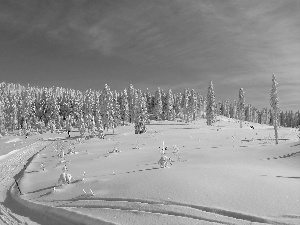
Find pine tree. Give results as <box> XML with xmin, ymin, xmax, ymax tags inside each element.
<box><xmin>189</xmin><ymin>89</ymin><xmax>197</xmax><ymax>121</ymax></box>
<box><xmin>206</xmin><ymin>81</ymin><xmax>216</xmax><ymax>126</ymax></box>
<box><xmin>0</xmin><ymin>94</ymin><xmax>5</xmax><ymax>134</ymax></box>
<box><xmin>166</xmin><ymin>89</ymin><xmax>175</xmax><ymax>121</ymax></box>
<box><xmin>127</xmin><ymin>84</ymin><xmax>135</xmax><ymax>123</ymax></box>
<box><xmin>120</xmin><ymin>89</ymin><xmax>129</xmax><ymax>125</ymax></box>
<box><xmin>134</xmin><ymin>90</ymin><xmax>148</xmax><ymax>134</ymax></box>
<box><xmin>174</xmin><ymin>93</ymin><xmax>183</xmax><ymax>120</ymax></box>
<box><xmin>196</xmin><ymin>93</ymin><xmax>203</xmax><ymax>118</ymax></box>
<box><xmin>78</xmin><ymin>114</ymin><xmax>86</xmax><ymax>138</ymax></box>
<box><xmin>270</xmin><ymin>74</ymin><xmax>279</xmax><ymax>144</ymax></box>
<box><xmin>182</xmin><ymin>88</ymin><xmax>190</xmax><ymax>122</ymax></box>
<box><xmin>238</xmin><ymin>88</ymin><xmax>245</xmax><ymax>128</ymax></box>
<box><xmin>154</xmin><ymin>87</ymin><xmax>163</xmax><ymax>120</ymax></box>
<box><xmin>101</xmin><ymin>84</ymin><xmax>114</xmax><ymax>131</ymax></box>
<box><xmin>112</xmin><ymin>90</ymin><xmax>121</xmax><ymax>131</ymax></box>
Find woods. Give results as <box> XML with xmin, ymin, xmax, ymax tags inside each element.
<box><xmin>0</xmin><ymin>79</ymin><xmax>299</xmax><ymax>138</ymax></box>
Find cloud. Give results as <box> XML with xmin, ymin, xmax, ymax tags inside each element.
<box><xmin>0</xmin><ymin>0</ymin><xmax>299</xmax><ymax>111</ymax></box>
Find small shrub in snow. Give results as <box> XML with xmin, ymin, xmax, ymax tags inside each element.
<box><xmin>57</xmin><ymin>172</ymin><xmax>73</xmax><ymax>185</ymax></box>
<box><xmin>158</xmin><ymin>155</ymin><xmax>171</xmax><ymax>168</ymax></box>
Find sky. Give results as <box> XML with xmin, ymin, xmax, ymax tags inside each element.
<box><xmin>0</xmin><ymin>0</ymin><xmax>299</xmax><ymax>112</ymax></box>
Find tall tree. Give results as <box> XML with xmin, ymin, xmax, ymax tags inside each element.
<box><xmin>154</xmin><ymin>87</ymin><xmax>163</xmax><ymax>120</ymax></box>
<box><xmin>270</xmin><ymin>74</ymin><xmax>279</xmax><ymax>144</ymax></box>
<box><xmin>134</xmin><ymin>90</ymin><xmax>148</xmax><ymax>134</ymax></box>
<box><xmin>206</xmin><ymin>81</ymin><xmax>216</xmax><ymax>126</ymax></box>
<box><xmin>189</xmin><ymin>89</ymin><xmax>197</xmax><ymax>121</ymax></box>
<box><xmin>166</xmin><ymin>89</ymin><xmax>175</xmax><ymax>121</ymax></box>
<box><xmin>101</xmin><ymin>84</ymin><xmax>114</xmax><ymax>131</ymax></box>
<box><xmin>127</xmin><ymin>84</ymin><xmax>135</xmax><ymax>123</ymax></box>
<box><xmin>120</xmin><ymin>89</ymin><xmax>129</xmax><ymax>125</ymax></box>
<box><xmin>238</xmin><ymin>88</ymin><xmax>245</xmax><ymax>128</ymax></box>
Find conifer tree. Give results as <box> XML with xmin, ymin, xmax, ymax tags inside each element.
<box><xmin>154</xmin><ymin>87</ymin><xmax>163</xmax><ymax>120</ymax></box>
<box><xmin>233</xmin><ymin>100</ymin><xmax>237</xmax><ymax>119</ymax></box>
<box><xmin>127</xmin><ymin>84</ymin><xmax>135</xmax><ymax>123</ymax></box>
<box><xmin>189</xmin><ymin>89</ymin><xmax>197</xmax><ymax>121</ymax></box>
<box><xmin>0</xmin><ymin>95</ymin><xmax>5</xmax><ymax>134</ymax></box>
<box><xmin>182</xmin><ymin>88</ymin><xmax>190</xmax><ymax>122</ymax></box>
<box><xmin>196</xmin><ymin>93</ymin><xmax>203</xmax><ymax>118</ymax></box>
<box><xmin>166</xmin><ymin>89</ymin><xmax>175</xmax><ymax>121</ymax></box>
<box><xmin>270</xmin><ymin>74</ymin><xmax>279</xmax><ymax>144</ymax></box>
<box><xmin>174</xmin><ymin>93</ymin><xmax>183</xmax><ymax>120</ymax></box>
<box><xmin>112</xmin><ymin>90</ymin><xmax>121</xmax><ymax>131</ymax></box>
<box><xmin>101</xmin><ymin>84</ymin><xmax>114</xmax><ymax>131</ymax></box>
<box><xmin>206</xmin><ymin>81</ymin><xmax>216</xmax><ymax>126</ymax></box>
<box><xmin>134</xmin><ymin>90</ymin><xmax>148</xmax><ymax>134</ymax></box>
<box><xmin>78</xmin><ymin>114</ymin><xmax>86</xmax><ymax>138</ymax></box>
<box><xmin>238</xmin><ymin>88</ymin><xmax>245</xmax><ymax>128</ymax></box>
<box><xmin>120</xmin><ymin>89</ymin><xmax>129</xmax><ymax>125</ymax></box>
<box><xmin>145</xmin><ymin>89</ymin><xmax>153</xmax><ymax>114</ymax></box>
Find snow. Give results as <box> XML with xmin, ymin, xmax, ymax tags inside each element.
<box><xmin>1</xmin><ymin>118</ymin><xmax>300</xmax><ymax>224</ymax></box>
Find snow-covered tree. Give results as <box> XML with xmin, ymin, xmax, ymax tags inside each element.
<box><xmin>206</xmin><ymin>81</ymin><xmax>216</xmax><ymax>126</ymax></box>
<box><xmin>238</xmin><ymin>88</ymin><xmax>245</xmax><ymax>128</ymax></box>
<box><xmin>188</xmin><ymin>89</ymin><xmax>197</xmax><ymax>121</ymax></box>
<box><xmin>127</xmin><ymin>84</ymin><xmax>135</xmax><ymax>123</ymax></box>
<box><xmin>196</xmin><ymin>93</ymin><xmax>204</xmax><ymax>118</ymax></box>
<box><xmin>270</xmin><ymin>74</ymin><xmax>279</xmax><ymax>144</ymax></box>
<box><xmin>182</xmin><ymin>88</ymin><xmax>190</xmax><ymax>122</ymax></box>
<box><xmin>78</xmin><ymin>114</ymin><xmax>86</xmax><ymax>137</ymax></box>
<box><xmin>101</xmin><ymin>84</ymin><xmax>114</xmax><ymax>131</ymax></box>
<box><xmin>154</xmin><ymin>87</ymin><xmax>163</xmax><ymax>120</ymax></box>
<box><xmin>120</xmin><ymin>89</ymin><xmax>129</xmax><ymax>125</ymax></box>
<box><xmin>134</xmin><ymin>90</ymin><xmax>148</xmax><ymax>134</ymax></box>
<box><xmin>112</xmin><ymin>90</ymin><xmax>121</xmax><ymax>131</ymax></box>
<box><xmin>166</xmin><ymin>89</ymin><xmax>175</xmax><ymax>121</ymax></box>
<box><xmin>0</xmin><ymin>95</ymin><xmax>4</xmax><ymax>134</ymax></box>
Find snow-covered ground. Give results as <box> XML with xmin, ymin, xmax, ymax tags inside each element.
<box><xmin>1</xmin><ymin>118</ymin><xmax>300</xmax><ymax>225</ymax></box>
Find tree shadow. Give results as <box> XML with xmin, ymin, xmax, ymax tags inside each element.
<box><xmin>25</xmin><ymin>170</ymin><xmax>39</xmax><ymax>173</ymax></box>
<box><xmin>276</xmin><ymin>176</ymin><xmax>300</xmax><ymax>179</ymax></box>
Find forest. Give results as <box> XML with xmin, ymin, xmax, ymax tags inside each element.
<box><xmin>0</xmin><ymin>80</ymin><xmax>299</xmax><ymax>138</ymax></box>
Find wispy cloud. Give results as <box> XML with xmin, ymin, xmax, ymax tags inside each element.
<box><xmin>0</xmin><ymin>0</ymin><xmax>299</xmax><ymax>111</ymax></box>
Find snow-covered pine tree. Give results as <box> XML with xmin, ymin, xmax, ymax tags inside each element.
<box><xmin>252</xmin><ymin>107</ymin><xmax>257</xmax><ymax>123</ymax></box>
<box><xmin>196</xmin><ymin>93</ymin><xmax>203</xmax><ymax>118</ymax></box>
<box><xmin>161</xmin><ymin>91</ymin><xmax>168</xmax><ymax>120</ymax></box>
<box><xmin>101</xmin><ymin>84</ymin><xmax>114</xmax><ymax>131</ymax></box>
<box><xmin>238</xmin><ymin>88</ymin><xmax>245</xmax><ymax>128</ymax></box>
<box><xmin>225</xmin><ymin>100</ymin><xmax>230</xmax><ymax>117</ymax></box>
<box><xmin>78</xmin><ymin>114</ymin><xmax>86</xmax><ymax>138</ymax></box>
<box><xmin>120</xmin><ymin>89</ymin><xmax>129</xmax><ymax>125</ymax></box>
<box><xmin>202</xmin><ymin>97</ymin><xmax>207</xmax><ymax>119</ymax></box>
<box><xmin>173</xmin><ymin>93</ymin><xmax>183</xmax><ymax>120</ymax></box>
<box><xmin>145</xmin><ymin>89</ymin><xmax>153</xmax><ymax>115</ymax></box>
<box><xmin>154</xmin><ymin>87</ymin><xmax>163</xmax><ymax>120</ymax></box>
<box><xmin>166</xmin><ymin>89</ymin><xmax>175</xmax><ymax>121</ymax></box>
<box><xmin>217</xmin><ymin>101</ymin><xmax>222</xmax><ymax>116</ymax></box>
<box><xmin>0</xmin><ymin>94</ymin><xmax>4</xmax><ymax>134</ymax></box>
<box><xmin>182</xmin><ymin>88</ymin><xmax>190</xmax><ymax>123</ymax></box>
<box><xmin>233</xmin><ymin>100</ymin><xmax>237</xmax><ymax>120</ymax></box>
<box><xmin>89</xmin><ymin>116</ymin><xmax>97</xmax><ymax>138</ymax></box>
<box><xmin>189</xmin><ymin>89</ymin><xmax>197</xmax><ymax>121</ymax></box>
<box><xmin>112</xmin><ymin>90</ymin><xmax>121</xmax><ymax>131</ymax></box>
<box><xmin>206</xmin><ymin>81</ymin><xmax>216</xmax><ymax>126</ymax></box>
<box><xmin>270</xmin><ymin>74</ymin><xmax>279</xmax><ymax>144</ymax></box>
<box><xmin>127</xmin><ymin>84</ymin><xmax>135</xmax><ymax>123</ymax></box>
<box><xmin>134</xmin><ymin>90</ymin><xmax>148</xmax><ymax>134</ymax></box>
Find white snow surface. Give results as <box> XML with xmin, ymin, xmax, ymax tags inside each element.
<box><xmin>2</xmin><ymin>118</ymin><xmax>300</xmax><ymax>225</ymax></box>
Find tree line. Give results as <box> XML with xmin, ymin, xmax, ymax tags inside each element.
<box><xmin>0</xmin><ymin>79</ymin><xmax>299</xmax><ymax>137</ymax></box>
